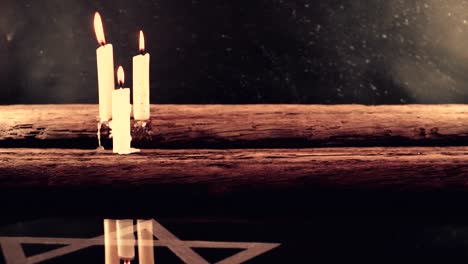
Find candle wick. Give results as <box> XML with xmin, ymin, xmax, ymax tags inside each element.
<box><xmin>100</xmin><ymin>41</ymin><xmax>106</xmax><ymax>46</ymax></box>
<box><xmin>140</xmin><ymin>49</ymin><xmax>145</xmax><ymax>55</ymax></box>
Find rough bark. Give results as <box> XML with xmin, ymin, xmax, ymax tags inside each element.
<box><xmin>1</xmin><ymin>147</ymin><xmax>468</xmax><ymax>192</ymax></box>
<box><xmin>2</xmin><ymin>104</ymin><xmax>468</xmax><ymax>148</ymax></box>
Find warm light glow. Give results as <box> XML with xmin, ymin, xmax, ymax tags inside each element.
<box><xmin>139</xmin><ymin>30</ymin><xmax>145</xmax><ymax>53</ymax></box>
<box><xmin>94</xmin><ymin>12</ymin><xmax>106</xmax><ymax>45</ymax></box>
<box><xmin>117</xmin><ymin>66</ymin><xmax>125</xmax><ymax>87</ymax></box>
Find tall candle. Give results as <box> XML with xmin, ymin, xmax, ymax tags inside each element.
<box><xmin>137</xmin><ymin>220</ymin><xmax>155</xmax><ymax>264</ymax></box>
<box><xmin>116</xmin><ymin>219</ymin><xmax>136</xmax><ymax>261</ymax></box>
<box><xmin>133</xmin><ymin>30</ymin><xmax>150</xmax><ymax>121</ymax></box>
<box><xmin>104</xmin><ymin>219</ymin><xmax>119</xmax><ymax>264</ymax></box>
<box><xmin>94</xmin><ymin>12</ymin><xmax>115</xmax><ymax>122</ymax></box>
<box><xmin>112</xmin><ymin>66</ymin><xmax>132</xmax><ymax>154</ymax></box>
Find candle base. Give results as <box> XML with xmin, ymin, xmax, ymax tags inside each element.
<box><xmin>115</xmin><ymin>148</ymin><xmax>141</xmax><ymax>155</ymax></box>
<box><xmin>134</xmin><ymin>120</ymin><xmax>150</xmax><ymax>127</ymax></box>
<box><xmin>96</xmin><ymin>119</ymin><xmax>111</xmax><ymax>150</ymax></box>
<box><xmin>131</xmin><ymin>120</ymin><xmax>153</xmax><ymax>148</ymax></box>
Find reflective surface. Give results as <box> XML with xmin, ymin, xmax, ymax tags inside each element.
<box><xmin>3</xmin><ymin>216</ymin><xmax>468</xmax><ymax>263</ymax></box>
<box><xmin>0</xmin><ymin>218</ymin><xmax>279</xmax><ymax>264</ymax></box>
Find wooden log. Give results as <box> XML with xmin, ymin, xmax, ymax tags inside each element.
<box><xmin>1</xmin><ymin>147</ymin><xmax>468</xmax><ymax>192</ymax></box>
<box><xmin>2</xmin><ymin>104</ymin><xmax>468</xmax><ymax>148</ymax></box>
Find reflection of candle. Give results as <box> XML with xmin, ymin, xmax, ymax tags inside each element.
<box><xmin>94</xmin><ymin>12</ymin><xmax>114</xmax><ymax>122</ymax></box>
<box><xmin>112</xmin><ymin>66</ymin><xmax>132</xmax><ymax>154</ymax></box>
<box><xmin>116</xmin><ymin>219</ymin><xmax>136</xmax><ymax>261</ymax></box>
<box><xmin>137</xmin><ymin>220</ymin><xmax>155</xmax><ymax>264</ymax></box>
<box><xmin>133</xmin><ymin>30</ymin><xmax>150</xmax><ymax>121</ymax></box>
<box><xmin>104</xmin><ymin>219</ymin><xmax>119</xmax><ymax>264</ymax></box>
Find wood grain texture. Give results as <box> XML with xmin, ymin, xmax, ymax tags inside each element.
<box><xmin>2</xmin><ymin>104</ymin><xmax>468</xmax><ymax>148</ymax></box>
<box><xmin>1</xmin><ymin>147</ymin><xmax>468</xmax><ymax>192</ymax></box>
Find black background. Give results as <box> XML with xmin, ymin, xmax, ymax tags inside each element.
<box><xmin>2</xmin><ymin>0</ymin><xmax>468</xmax><ymax>104</ymax></box>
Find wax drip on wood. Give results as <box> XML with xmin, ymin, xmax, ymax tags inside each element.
<box><xmin>96</xmin><ymin>119</ymin><xmax>106</xmax><ymax>151</ymax></box>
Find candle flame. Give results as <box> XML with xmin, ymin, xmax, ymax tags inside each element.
<box><xmin>139</xmin><ymin>30</ymin><xmax>145</xmax><ymax>53</ymax></box>
<box><xmin>117</xmin><ymin>66</ymin><xmax>125</xmax><ymax>87</ymax></box>
<box><xmin>94</xmin><ymin>12</ymin><xmax>106</xmax><ymax>46</ymax></box>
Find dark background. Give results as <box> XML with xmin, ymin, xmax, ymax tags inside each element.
<box><xmin>1</xmin><ymin>0</ymin><xmax>468</xmax><ymax>105</ymax></box>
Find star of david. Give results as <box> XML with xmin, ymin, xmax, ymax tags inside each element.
<box><xmin>0</xmin><ymin>219</ymin><xmax>280</xmax><ymax>264</ymax></box>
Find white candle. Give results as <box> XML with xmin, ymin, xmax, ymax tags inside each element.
<box><xmin>132</xmin><ymin>30</ymin><xmax>150</xmax><ymax>121</ymax></box>
<box><xmin>104</xmin><ymin>219</ymin><xmax>119</xmax><ymax>264</ymax></box>
<box><xmin>94</xmin><ymin>12</ymin><xmax>115</xmax><ymax>122</ymax></box>
<box><xmin>116</xmin><ymin>219</ymin><xmax>136</xmax><ymax>261</ymax></box>
<box><xmin>137</xmin><ymin>220</ymin><xmax>155</xmax><ymax>264</ymax></box>
<box><xmin>111</xmin><ymin>66</ymin><xmax>132</xmax><ymax>154</ymax></box>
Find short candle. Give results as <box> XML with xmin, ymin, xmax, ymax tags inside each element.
<box><xmin>111</xmin><ymin>66</ymin><xmax>132</xmax><ymax>154</ymax></box>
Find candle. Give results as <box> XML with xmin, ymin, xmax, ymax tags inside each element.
<box><xmin>104</xmin><ymin>219</ymin><xmax>119</xmax><ymax>264</ymax></box>
<box><xmin>94</xmin><ymin>12</ymin><xmax>115</xmax><ymax>122</ymax></box>
<box><xmin>111</xmin><ymin>66</ymin><xmax>132</xmax><ymax>154</ymax></box>
<box><xmin>116</xmin><ymin>219</ymin><xmax>136</xmax><ymax>262</ymax></box>
<box><xmin>137</xmin><ymin>220</ymin><xmax>155</xmax><ymax>264</ymax></box>
<box><xmin>132</xmin><ymin>30</ymin><xmax>150</xmax><ymax>121</ymax></box>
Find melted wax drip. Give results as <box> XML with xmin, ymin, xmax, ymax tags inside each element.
<box><xmin>96</xmin><ymin>120</ymin><xmax>104</xmax><ymax>151</ymax></box>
